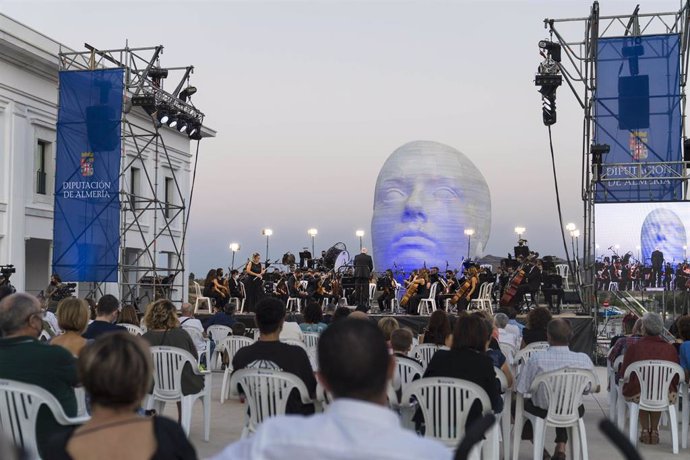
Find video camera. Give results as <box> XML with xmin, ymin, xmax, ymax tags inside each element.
<box><xmin>52</xmin><ymin>282</ymin><xmax>77</xmax><ymax>302</ymax></box>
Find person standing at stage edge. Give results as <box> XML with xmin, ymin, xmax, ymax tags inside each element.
<box><xmin>354</xmin><ymin>248</ymin><xmax>374</xmax><ymax>311</ymax></box>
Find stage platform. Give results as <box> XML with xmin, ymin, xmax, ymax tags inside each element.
<box><xmin>230</xmin><ymin>312</ymin><xmax>596</xmax><ymax>355</ymax></box>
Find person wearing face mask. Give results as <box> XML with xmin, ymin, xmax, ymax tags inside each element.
<box><xmin>228</xmin><ymin>270</ymin><xmax>244</xmax><ymax>300</ymax></box>
<box><xmin>0</xmin><ymin>293</ymin><xmax>78</xmax><ymax>458</ymax></box>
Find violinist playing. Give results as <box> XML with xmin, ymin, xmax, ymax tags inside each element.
<box><xmin>377</xmin><ymin>269</ymin><xmax>396</xmax><ymax>313</ymax></box>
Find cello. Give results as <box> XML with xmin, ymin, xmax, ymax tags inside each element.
<box><xmin>451</xmin><ymin>267</ymin><xmax>477</xmax><ymax>306</ymax></box>
<box><xmin>499</xmin><ymin>258</ymin><xmax>531</xmax><ymax>307</ymax></box>
<box><xmin>401</xmin><ymin>270</ymin><xmax>427</xmax><ymax>306</ymax></box>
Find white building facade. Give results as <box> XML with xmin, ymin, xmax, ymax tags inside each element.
<box><xmin>0</xmin><ymin>14</ymin><xmax>211</xmax><ymax>304</ymax></box>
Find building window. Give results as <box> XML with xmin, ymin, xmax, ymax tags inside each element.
<box><xmin>130</xmin><ymin>167</ymin><xmax>140</xmax><ymax>210</ymax></box>
<box><xmin>164</xmin><ymin>177</ymin><xmax>173</xmax><ymax>218</ymax></box>
<box><xmin>36</xmin><ymin>141</ymin><xmax>48</xmax><ymax>195</ymax></box>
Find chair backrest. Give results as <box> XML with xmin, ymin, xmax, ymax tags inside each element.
<box><xmin>281</xmin><ymin>338</ymin><xmax>308</xmax><ymax>352</ymax></box>
<box><xmin>217</xmin><ymin>336</ymin><xmax>254</xmax><ymax>370</ymax></box>
<box><xmin>393</xmin><ymin>356</ymin><xmax>424</xmax><ymax>392</ymax></box>
<box><xmin>401</xmin><ymin>377</ymin><xmax>492</xmax><ymax>447</ymax></box>
<box><xmin>150</xmin><ymin>346</ymin><xmax>198</xmax><ymax>400</ymax></box>
<box><xmin>427</xmin><ymin>282</ymin><xmax>438</xmax><ymax>299</ymax></box>
<box><xmin>623</xmin><ymin>359</ymin><xmax>684</xmax><ymax>411</ymax></box>
<box><xmin>411</xmin><ymin>344</ymin><xmax>449</xmax><ymax>370</ymax></box>
<box><xmin>0</xmin><ymin>378</ymin><xmax>84</xmax><ymax>457</ymax></box>
<box><xmin>315</xmin><ymin>382</ymin><xmax>334</xmax><ymax>410</ymax></box>
<box><xmin>207</xmin><ymin>324</ymin><xmax>232</xmax><ymax>343</ymax></box>
<box><xmin>194</xmin><ymin>281</ymin><xmax>203</xmax><ymax>297</ymax></box>
<box><xmin>38</xmin><ymin>330</ymin><xmax>51</xmax><ymax>342</ymax></box>
<box><xmin>556</xmin><ymin>264</ymin><xmax>569</xmax><ymax>277</ymax></box>
<box><xmin>369</xmin><ymin>283</ymin><xmax>376</xmax><ymax>298</ymax></box>
<box><xmin>530</xmin><ymin>368</ymin><xmax>598</xmax><ymax>426</ymax></box>
<box><xmin>498</xmin><ymin>342</ymin><xmax>516</xmax><ymax>364</ymax></box>
<box><xmin>494</xmin><ymin>366</ymin><xmax>509</xmax><ymax>392</ymax></box>
<box><xmin>229</xmin><ymin>368</ymin><xmax>311</xmax><ymax>433</ymax></box>
<box><xmin>513</xmin><ymin>342</ymin><xmax>549</xmax><ymax>376</ymax></box>
<box><xmin>482</xmin><ymin>282</ymin><xmax>494</xmax><ymax>300</ymax></box>
<box><xmin>303</xmin><ymin>332</ymin><xmax>320</xmax><ymax>350</ymax></box>
<box><xmin>121</xmin><ymin>323</ymin><xmax>144</xmax><ymax>336</ymax></box>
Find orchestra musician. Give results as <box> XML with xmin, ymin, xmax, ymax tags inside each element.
<box><xmin>377</xmin><ymin>269</ymin><xmax>396</xmax><ymax>312</ymax></box>
<box><xmin>437</xmin><ymin>269</ymin><xmax>458</xmax><ymax>310</ymax></box>
<box><xmin>453</xmin><ymin>264</ymin><xmax>479</xmax><ymax>312</ymax></box>
<box><xmin>203</xmin><ymin>269</ymin><xmax>229</xmax><ymax>308</ymax></box>
<box><xmin>228</xmin><ymin>269</ymin><xmax>244</xmax><ymax>300</ymax></box>
<box><xmin>353</xmin><ymin>248</ymin><xmax>374</xmax><ymax>311</ymax></box>
<box><xmin>405</xmin><ymin>269</ymin><xmax>430</xmax><ymax>315</ymax></box>
<box><xmin>244</xmin><ymin>253</ymin><xmax>266</xmax><ymax>312</ymax></box>
<box><xmin>514</xmin><ymin>257</ymin><xmax>542</xmax><ymax>308</ymax></box>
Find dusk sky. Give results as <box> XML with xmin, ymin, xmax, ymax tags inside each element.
<box><xmin>2</xmin><ymin>0</ymin><xmax>681</xmax><ymax>274</ymax></box>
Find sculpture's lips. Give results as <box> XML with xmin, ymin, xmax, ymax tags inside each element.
<box><xmin>392</xmin><ymin>231</ymin><xmax>436</xmax><ymax>249</ymax></box>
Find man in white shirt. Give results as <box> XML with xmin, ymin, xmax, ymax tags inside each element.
<box><xmin>494</xmin><ymin>312</ymin><xmax>519</xmax><ymax>349</ymax></box>
<box><xmin>516</xmin><ymin>318</ymin><xmax>597</xmax><ymax>460</ymax></box>
<box><xmin>214</xmin><ymin>318</ymin><xmax>452</xmax><ymax>460</ymax></box>
<box><xmin>279</xmin><ymin>320</ymin><xmax>304</xmax><ymax>342</ymax></box>
<box><xmin>179</xmin><ymin>302</ymin><xmax>206</xmax><ymax>355</ymax></box>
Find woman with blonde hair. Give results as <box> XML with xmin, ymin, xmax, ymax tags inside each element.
<box><xmin>51</xmin><ymin>298</ymin><xmax>90</xmax><ymax>356</ymax></box>
<box><xmin>377</xmin><ymin>316</ymin><xmax>400</xmax><ymax>342</ymax></box>
<box><xmin>142</xmin><ymin>299</ymin><xmax>204</xmax><ymax>397</ymax></box>
<box><xmin>47</xmin><ymin>333</ymin><xmax>196</xmax><ymax>459</ymax></box>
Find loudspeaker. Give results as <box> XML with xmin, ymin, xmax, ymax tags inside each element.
<box><xmin>618</xmin><ymin>75</ymin><xmax>650</xmax><ymax>130</ymax></box>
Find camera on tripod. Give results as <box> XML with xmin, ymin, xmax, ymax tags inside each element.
<box><xmin>53</xmin><ymin>282</ymin><xmax>77</xmax><ymax>302</ymax></box>
<box><xmin>0</xmin><ymin>264</ymin><xmax>16</xmax><ymax>288</ymax></box>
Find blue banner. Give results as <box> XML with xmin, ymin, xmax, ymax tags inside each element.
<box><xmin>594</xmin><ymin>34</ymin><xmax>682</xmax><ymax>202</ymax></box>
<box><xmin>52</xmin><ymin>69</ymin><xmax>123</xmax><ymax>282</ymax></box>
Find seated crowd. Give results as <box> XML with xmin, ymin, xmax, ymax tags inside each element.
<box><xmin>3</xmin><ymin>283</ymin><xmax>690</xmax><ymax>460</ymax></box>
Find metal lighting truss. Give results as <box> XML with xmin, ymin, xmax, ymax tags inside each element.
<box><xmin>58</xmin><ymin>44</ymin><xmax>205</xmax><ymax>306</ymax></box>
<box><xmin>543</xmin><ymin>1</ymin><xmax>690</xmax><ymax>318</ymax></box>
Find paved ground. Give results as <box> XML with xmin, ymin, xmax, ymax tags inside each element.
<box><xmin>169</xmin><ymin>366</ymin><xmax>683</xmax><ymax>459</ymax></box>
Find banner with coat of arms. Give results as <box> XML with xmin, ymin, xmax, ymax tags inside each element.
<box><xmin>52</xmin><ymin>69</ymin><xmax>123</xmax><ymax>282</ymax></box>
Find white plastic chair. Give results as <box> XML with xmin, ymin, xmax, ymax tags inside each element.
<box><xmin>606</xmin><ymin>348</ymin><xmax>620</xmax><ymax>423</ymax></box>
<box><xmin>182</xmin><ymin>326</ymin><xmax>211</xmax><ymax>367</ymax></box>
<box><xmin>0</xmin><ymin>379</ymin><xmax>90</xmax><ymax>458</ymax></box>
<box><xmin>194</xmin><ymin>281</ymin><xmax>212</xmax><ymax>314</ymax></box>
<box><xmin>513</xmin><ymin>368</ymin><xmax>598</xmax><ymax>460</ymax></box>
<box><xmin>38</xmin><ymin>330</ymin><xmax>51</xmax><ymax>341</ymax></box>
<box><xmin>469</xmin><ymin>282</ymin><xmax>488</xmax><ymax>310</ymax></box>
<box><xmin>494</xmin><ymin>366</ymin><xmax>511</xmax><ymax>460</ymax></box>
<box><xmin>368</xmin><ymin>283</ymin><xmax>377</xmax><ymax>309</ymax></box>
<box><xmin>391</xmin><ymin>282</ymin><xmax>401</xmax><ymax>312</ymax></box>
<box><xmin>286</xmin><ymin>297</ymin><xmax>301</xmax><ymax>313</ymax></box>
<box><xmin>622</xmin><ymin>360</ymin><xmax>683</xmax><ymax>453</ymax></box>
<box><xmin>411</xmin><ymin>343</ymin><xmax>449</xmax><ymax>370</ymax></box>
<box><xmin>418</xmin><ymin>283</ymin><xmax>439</xmax><ymax>315</ymax></box>
<box><xmin>315</xmin><ymin>381</ymin><xmax>334</xmax><ymax>412</ymax></box>
<box><xmin>121</xmin><ymin>323</ymin><xmax>144</xmax><ymax>336</ymax></box>
<box><xmin>219</xmin><ymin>336</ymin><xmax>255</xmax><ymax>403</ymax></box>
<box><xmin>498</xmin><ymin>342</ymin><xmax>516</xmax><ymax>366</ymax></box>
<box><xmin>303</xmin><ymin>332</ymin><xmax>320</xmax><ymax>351</ymax></box>
<box><xmin>146</xmin><ymin>346</ymin><xmax>212</xmax><ymax>441</ymax></box>
<box><xmin>681</xmin><ymin>380</ymin><xmax>690</xmax><ymax>448</ymax></box>
<box><xmin>472</xmin><ymin>282</ymin><xmax>494</xmax><ymax>314</ymax></box>
<box><xmin>556</xmin><ymin>264</ymin><xmax>570</xmax><ymax>290</ymax></box>
<box><xmin>207</xmin><ymin>325</ymin><xmax>233</xmax><ymax>371</ymax></box>
<box><xmin>401</xmin><ymin>377</ymin><xmax>499</xmax><ymax>458</ymax></box>
<box><xmin>74</xmin><ymin>386</ymin><xmax>88</xmax><ymax>417</ymax></box>
<box><xmin>513</xmin><ymin>342</ymin><xmax>549</xmax><ymax>378</ymax></box>
<box><xmin>229</xmin><ymin>368</ymin><xmax>312</xmax><ymax>437</ymax></box>
<box><xmin>392</xmin><ymin>356</ymin><xmax>424</xmax><ymax>400</ymax></box>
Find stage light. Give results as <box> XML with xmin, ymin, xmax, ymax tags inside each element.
<box><xmin>157</xmin><ymin>110</ymin><xmax>171</xmax><ymax>125</ymax></box>
<box><xmin>167</xmin><ymin>116</ymin><xmax>178</xmax><ymax>128</ymax></box>
<box><xmin>229</xmin><ymin>243</ymin><xmax>240</xmax><ymax>252</ymax></box>
<box><xmin>565</xmin><ymin>223</ymin><xmax>576</xmax><ymax>232</ymax></box>
<box><xmin>591</xmin><ymin>144</ymin><xmax>610</xmax><ymax>182</ymax></box>
<box><xmin>514</xmin><ymin>227</ymin><xmax>525</xmax><ymax>239</ymax></box>
<box><xmin>308</xmin><ymin>228</ymin><xmax>318</xmax><ymax>237</ymax></box>
<box><xmin>464</xmin><ymin>228</ymin><xmax>474</xmax><ymax>259</ymax></box>
<box><xmin>176</xmin><ymin>115</ymin><xmax>189</xmax><ymax>133</ymax></box>
<box><xmin>179</xmin><ymin>86</ymin><xmax>197</xmax><ymax>102</ymax></box>
<box><xmin>148</xmin><ymin>68</ymin><xmax>169</xmax><ymax>79</ymax></box>
<box><xmin>355</xmin><ymin>230</ymin><xmax>365</xmax><ymax>237</ymax></box>
<box><xmin>464</xmin><ymin>229</ymin><xmax>475</xmax><ymax>236</ymax></box>
<box><xmin>572</xmin><ymin>230</ymin><xmax>580</xmax><ymax>238</ymax></box>
<box><xmin>262</xmin><ymin>228</ymin><xmax>273</xmax><ymax>237</ymax></box>
<box><xmin>131</xmin><ymin>95</ymin><xmax>157</xmax><ymax>115</ymax></box>
<box><xmin>187</xmin><ymin>120</ymin><xmax>202</xmax><ymax>139</ymax></box>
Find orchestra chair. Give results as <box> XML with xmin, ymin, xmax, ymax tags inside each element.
<box><xmin>418</xmin><ymin>282</ymin><xmax>439</xmax><ymax>315</ymax></box>
<box><xmin>368</xmin><ymin>283</ymin><xmax>377</xmax><ymax>310</ymax></box>
<box><xmin>121</xmin><ymin>323</ymin><xmax>145</xmax><ymax>336</ymax></box>
<box><xmin>218</xmin><ymin>336</ymin><xmax>254</xmax><ymax>403</ymax></box>
<box><xmin>0</xmin><ymin>379</ymin><xmax>90</xmax><ymax>458</ymax></box>
<box><xmin>608</xmin><ymin>282</ymin><xmax>619</xmax><ymax>291</ymax></box>
<box><xmin>229</xmin><ymin>368</ymin><xmax>312</xmax><ymax>438</ymax></box>
<box><xmin>556</xmin><ymin>264</ymin><xmax>570</xmax><ymax>290</ymax></box>
<box><xmin>470</xmin><ymin>282</ymin><xmax>494</xmax><ymax>314</ymax></box>
<box><xmin>513</xmin><ymin>368</ymin><xmax>598</xmax><ymax>460</ymax></box>
<box><xmin>401</xmin><ymin>377</ymin><xmax>499</xmax><ymax>459</ymax></box>
<box><xmin>229</xmin><ymin>283</ymin><xmax>245</xmax><ymax>313</ymax></box>
<box><xmin>286</xmin><ymin>296</ymin><xmax>302</xmax><ymax>313</ymax></box>
<box><xmin>494</xmin><ymin>366</ymin><xmax>512</xmax><ymax>460</ymax></box>
<box><xmin>622</xmin><ymin>360</ymin><xmax>683</xmax><ymax>454</ymax></box>
<box><xmin>193</xmin><ymin>281</ymin><xmax>212</xmax><ymax>314</ymax></box>
<box><xmin>146</xmin><ymin>347</ymin><xmax>212</xmax><ymax>441</ymax></box>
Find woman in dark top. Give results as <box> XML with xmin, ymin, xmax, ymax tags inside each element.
<box><xmin>244</xmin><ymin>253</ymin><xmax>266</xmax><ymax>312</ymax></box>
<box><xmin>420</xmin><ymin>310</ymin><xmax>452</xmax><ymax>347</ymax></box>
<box><xmin>202</xmin><ymin>269</ymin><xmax>228</xmax><ymax>309</ymax></box>
<box><xmin>46</xmin><ymin>332</ymin><xmax>196</xmax><ymax>460</ymax></box>
<box><xmin>422</xmin><ymin>313</ymin><xmax>502</xmax><ymax>429</ymax></box>
<box><xmin>521</xmin><ymin>306</ymin><xmax>552</xmax><ymax>348</ymax></box>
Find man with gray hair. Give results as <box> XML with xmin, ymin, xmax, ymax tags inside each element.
<box><xmin>179</xmin><ymin>302</ymin><xmax>207</xmax><ymax>358</ymax></box>
<box><xmin>0</xmin><ymin>293</ymin><xmax>78</xmax><ymax>456</ymax></box>
<box><xmin>495</xmin><ymin>312</ymin><xmax>520</xmax><ymax>349</ymax></box>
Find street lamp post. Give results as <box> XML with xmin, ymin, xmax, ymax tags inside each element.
<box><xmin>464</xmin><ymin>229</ymin><xmax>475</xmax><ymax>260</ymax></box>
<box><xmin>229</xmin><ymin>242</ymin><xmax>240</xmax><ymax>269</ymax></box>
<box><xmin>262</xmin><ymin>228</ymin><xmax>273</xmax><ymax>260</ymax></box>
<box><xmin>308</xmin><ymin>228</ymin><xmax>318</xmax><ymax>257</ymax></box>
<box><xmin>355</xmin><ymin>230</ymin><xmax>365</xmax><ymax>251</ymax></box>
<box><xmin>514</xmin><ymin>226</ymin><xmax>525</xmax><ymax>241</ymax></box>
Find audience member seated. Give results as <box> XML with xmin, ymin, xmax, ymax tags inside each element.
<box><xmin>516</xmin><ymin>318</ymin><xmax>596</xmax><ymax>460</ymax></box>
<box><xmin>609</xmin><ymin>313</ymin><xmax>637</xmax><ymax>348</ymax></box>
<box><xmin>495</xmin><ymin>312</ymin><xmax>520</xmax><ymax>349</ymax></box>
<box><xmin>232</xmin><ymin>297</ymin><xmax>316</xmax><ymax>415</ymax></box>
<box><xmin>43</xmin><ymin>303</ymin><xmax>62</xmax><ymax>336</ymax></box>
<box><xmin>231</xmin><ymin>322</ymin><xmax>247</xmax><ymax>337</ymax></box>
<box><xmin>82</xmin><ymin>295</ymin><xmax>124</xmax><ymax>339</ymax></box>
<box><xmin>46</xmin><ymin>333</ymin><xmax>197</xmax><ymax>460</ymax></box>
<box><xmin>142</xmin><ymin>299</ymin><xmax>205</xmax><ymax>403</ymax></box>
<box><xmin>678</xmin><ymin>315</ymin><xmax>690</xmax><ymax>380</ymax></box>
<box><xmin>300</xmin><ymin>302</ymin><xmax>328</xmax><ymax>334</ymax></box>
<box><xmin>331</xmin><ymin>306</ymin><xmax>352</xmax><ymax>323</ymax></box>
<box><xmin>422</xmin><ymin>313</ymin><xmax>503</xmax><ymax>428</ymax></box>
<box><xmin>322</xmin><ymin>303</ymin><xmax>336</xmax><ymax>324</ymax></box>
<box><xmin>279</xmin><ymin>319</ymin><xmax>305</xmax><ymax>342</ymax></box>
<box><xmin>500</xmin><ymin>306</ymin><xmax>524</xmax><ymax>335</ymax></box>
<box><xmin>391</xmin><ymin>328</ymin><xmax>421</xmax><ymax>366</ymax></box>
<box><xmin>349</xmin><ymin>310</ymin><xmax>368</xmax><ymax>320</ymax></box>
<box><xmin>521</xmin><ymin>306</ymin><xmax>552</xmax><ymax>348</ymax></box>
<box><xmin>214</xmin><ymin>318</ymin><xmax>452</xmax><ymax>459</ymax></box>
<box><xmin>419</xmin><ymin>310</ymin><xmax>452</xmax><ymax>347</ymax></box>
<box><xmin>116</xmin><ymin>304</ymin><xmax>139</xmax><ymax>326</ymax></box>
<box><xmin>51</xmin><ymin>298</ymin><xmax>90</xmax><ymax>357</ymax></box>
<box><xmin>178</xmin><ymin>302</ymin><xmax>207</xmax><ymax>356</ymax></box>
<box><xmin>202</xmin><ymin>304</ymin><xmax>236</xmax><ymax>331</ymax></box>
<box><xmin>620</xmin><ymin>312</ymin><xmax>679</xmax><ymax>445</ymax></box>
<box><xmin>377</xmin><ymin>317</ymin><xmax>399</xmax><ymax>344</ymax></box>
<box><xmin>0</xmin><ymin>293</ymin><xmax>78</xmax><ymax>458</ymax></box>
<box><xmin>480</xmin><ymin>317</ymin><xmax>513</xmax><ymax>388</ymax></box>
<box><xmin>608</xmin><ymin>318</ymin><xmax>642</xmax><ymax>368</ymax></box>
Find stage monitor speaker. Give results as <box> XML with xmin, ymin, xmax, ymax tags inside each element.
<box><xmin>618</xmin><ymin>75</ymin><xmax>650</xmax><ymax>129</ymax></box>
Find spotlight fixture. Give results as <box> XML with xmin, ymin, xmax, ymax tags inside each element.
<box><xmin>157</xmin><ymin>110</ymin><xmax>171</xmax><ymax>125</ymax></box>
<box><xmin>591</xmin><ymin>144</ymin><xmax>611</xmax><ymax>182</ymax></box>
<box><xmin>535</xmin><ymin>40</ymin><xmax>562</xmax><ymax>126</ymax></box>
<box><xmin>176</xmin><ymin>115</ymin><xmax>189</xmax><ymax>133</ymax></box>
<box><xmin>148</xmin><ymin>68</ymin><xmax>169</xmax><ymax>79</ymax></box>
<box><xmin>187</xmin><ymin>120</ymin><xmax>202</xmax><ymax>139</ymax></box>
<box><xmin>167</xmin><ymin>115</ymin><xmax>178</xmax><ymax>129</ymax></box>
<box><xmin>179</xmin><ymin>86</ymin><xmax>197</xmax><ymax>102</ymax></box>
